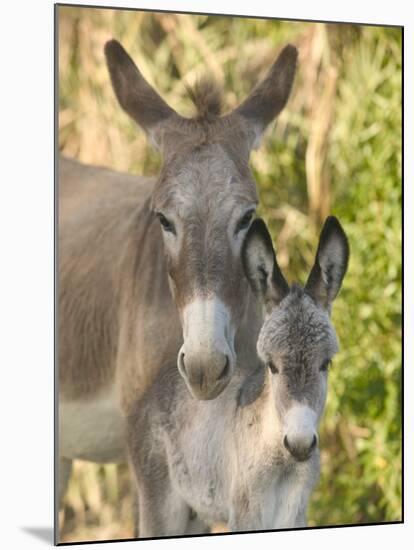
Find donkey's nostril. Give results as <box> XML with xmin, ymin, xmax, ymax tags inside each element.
<box><xmin>310</xmin><ymin>434</ymin><xmax>318</xmax><ymax>451</ymax></box>
<box><xmin>178</xmin><ymin>351</ymin><xmax>186</xmax><ymax>376</ymax></box>
<box><xmin>217</xmin><ymin>355</ymin><xmax>230</xmax><ymax>381</ymax></box>
<box><xmin>283</xmin><ymin>435</ymin><xmax>290</xmax><ymax>452</ymax></box>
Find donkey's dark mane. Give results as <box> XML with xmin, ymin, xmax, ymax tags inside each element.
<box><xmin>186</xmin><ymin>77</ymin><xmax>223</xmax><ymax>120</ymax></box>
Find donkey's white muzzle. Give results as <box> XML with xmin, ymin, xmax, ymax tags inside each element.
<box><xmin>283</xmin><ymin>404</ymin><xmax>319</xmax><ymax>461</ymax></box>
<box><xmin>178</xmin><ymin>297</ymin><xmax>235</xmax><ymax>400</ymax></box>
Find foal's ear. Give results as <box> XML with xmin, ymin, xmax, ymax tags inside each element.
<box><xmin>233</xmin><ymin>45</ymin><xmax>298</xmax><ymax>150</ymax></box>
<box><xmin>104</xmin><ymin>40</ymin><xmax>181</xmax><ymax>150</ymax></box>
<box><xmin>242</xmin><ymin>219</ymin><xmax>289</xmax><ymax>312</ymax></box>
<box><xmin>305</xmin><ymin>216</ymin><xmax>349</xmax><ymax>310</ymax></box>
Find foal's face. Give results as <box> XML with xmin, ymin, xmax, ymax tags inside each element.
<box><xmin>257</xmin><ymin>287</ymin><xmax>338</xmax><ymax>461</ymax></box>
<box><xmin>242</xmin><ymin>216</ymin><xmax>349</xmax><ymax>461</ymax></box>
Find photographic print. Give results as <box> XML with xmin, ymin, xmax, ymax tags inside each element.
<box><xmin>56</xmin><ymin>4</ymin><xmax>402</xmax><ymax>544</ymax></box>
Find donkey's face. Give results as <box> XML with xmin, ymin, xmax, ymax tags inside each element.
<box><xmin>243</xmin><ymin>217</ymin><xmax>349</xmax><ymax>461</ymax></box>
<box><xmin>152</xmin><ymin>142</ymin><xmax>258</xmax><ymax>399</ymax></box>
<box><xmin>105</xmin><ymin>40</ymin><xmax>298</xmax><ymax>399</ymax></box>
<box><xmin>257</xmin><ymin>287</ymin><xmax>338</xmax><ymax>462</ymax></box>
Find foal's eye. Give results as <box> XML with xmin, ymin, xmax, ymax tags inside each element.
<box><xmin>156</xmin><ymin>213</ymin><xmax>176</xmax><ymax>235</ymax></box>
<box><xmin>320</xmin><ymin>360</ymin><xmax>331</xmax><ymax>372</ymax></box>
<box><xmin>266</xmin><ymin>360</ymin><xmax>279</xmax><ymax>374</ymax></box>
<box><xmin>235</xmin><ymin>209</ymin><xmax>255</xmax><ymax>233</ymax></box>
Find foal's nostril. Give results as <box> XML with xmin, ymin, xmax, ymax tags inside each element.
<box><xmin>283</xmin><ymin>434</ymin><xmax>317</xmax><ymax>461</ymax></box>
<box><xmin>217</xmin><ymin>355</ymin><xmax>230</xmax><ymax>381</ymax></box>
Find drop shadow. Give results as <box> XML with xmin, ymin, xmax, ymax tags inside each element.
<box><xmin>21</xmin><ymin>527</ymin><xmax>54</xmax><ymax>545</ymax></box>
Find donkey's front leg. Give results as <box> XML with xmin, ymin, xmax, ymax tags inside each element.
<box><xmin>127</xmin><ymin>418</ymin><xmax>192</xmax><ymax>537</ymax></box>
<box><xmin>135</xmin><ymin>479</ymin><xmax>191</xmax><ymax>537</ymax></box>
<box><xmin>129</xmin><ymin>449</ymin><xmax>191</xmax><ymax>537</ymax></box>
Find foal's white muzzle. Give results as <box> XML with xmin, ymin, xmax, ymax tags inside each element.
<box><xmin>178</xmin><ymin>297</ymin><xmax>236</xmax><ymax>400</ymax></box>
<box><xmin>283</xmin><ymin>404</ymin><xmax>319</xmax><ymax>461</ymax></box>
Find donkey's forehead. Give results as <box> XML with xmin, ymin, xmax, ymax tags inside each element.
<box><xmin>152</xmin><ymin>142</ymin><xmax>258</xmax><ymax>212</ymax></box>
<box><xmin>258</xmin><ymin>287</ymin><xmax>338</xmax><ymax>360</ymax></box>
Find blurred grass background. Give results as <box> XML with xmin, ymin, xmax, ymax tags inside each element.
<box><xmin>58</xmin><ymin>5</ymin><xmax>402</xmax><ymax>543</ymax></box>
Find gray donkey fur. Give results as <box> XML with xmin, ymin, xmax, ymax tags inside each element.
<box><xmin>127</xmin><ymin>216</ymin><xmax>349</xmax><ymax>537</ymax></box>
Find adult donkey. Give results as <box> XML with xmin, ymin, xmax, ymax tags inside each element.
<box><xmin>58</xmin><ymin>40</ymin><xmax>298</xmax><ymax>510</ymax></box>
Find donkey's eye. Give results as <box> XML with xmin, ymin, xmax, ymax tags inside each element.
<box><xmin>235</xmin><ymin>209</ymin><xmax>255</xmax><ymax>234</ymax></box>
<box><xmin>320</xmin><ymin>360</ymin><xmax>331</xmax><ymax>372</ymax></box>
<box><xmin>267</xmin><ymin>360</ymin><xmax>279</xmax><ymax>374</ymax></box>
<box><xmin>157</xmin><ymin>213</ymin><xmax>176</xmax><ymax>235</ymax></box>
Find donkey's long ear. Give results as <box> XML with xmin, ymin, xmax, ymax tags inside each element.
<box><xmin>233</xmin><ymin>45</ymin><xmax>298</xmax><ymax>150</ymax></box>
<box><xmin>242</xmin><ymin>219</ymin><xmax>289</xmax><ymax>312</ymax></box>
<box><xmin>305</xmin><ymin>217</ymin><xmax>349</xmax><ymax>310</ymax></box>
<box><xmin>104</xmin><ymin>40</ymin><xmax>181</xmax><ymax>150</ymax></box>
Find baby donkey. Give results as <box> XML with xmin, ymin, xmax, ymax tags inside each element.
<box><xmin>128</xmin><ymin>216</ymin><xmax>349</xmax><ymax>537</ymax></box>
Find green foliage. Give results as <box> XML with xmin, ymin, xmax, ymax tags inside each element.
<box><xmin>58</xmin><ymin>6</ymin><xmax>402</xmax><ymax>541</ymax></box>
<box><xmin>307</xmin><ymin>27</ymin><xmax>402</xmax><ymax>526</ymax></box>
